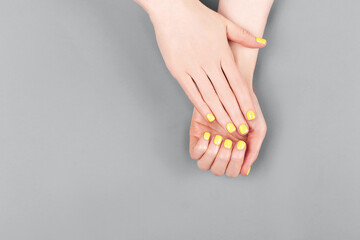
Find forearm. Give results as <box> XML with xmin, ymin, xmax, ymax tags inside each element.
<box><xmin>134</xmin><ymin>0</ymin><xmax>197</xmax><ymax>17</ymax></box>
<box><xmin>218</xmin><ymin>0</ymin><xmax>273</xmax><ymax>87</ymax></box>
<box><xmin>219</xmin><ymin>0</ymin><xmax>273</xmax><ymax>36</ymax></box>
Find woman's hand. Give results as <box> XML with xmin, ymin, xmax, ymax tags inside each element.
<box><xmin>189</xmin><ymin>107</ymin><xmax>248</xmax><ymax>177</ymax></box>
<box><xmin>135</xmin><ymin>0</ymin><xmax>266</xmax><ymax>135</ymax></box>
<box><xmin>188</xmin><ymin>0</ymin><xmax>273</xmax><ymax>177</ymax></box>
<box><xmin>189</xmin><ymin>89</ymin><xmax>266</xmax><ymax>177</ymax></box>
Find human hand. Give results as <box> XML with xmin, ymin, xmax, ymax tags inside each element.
<box><xmin>189</xmin><ymin>89</ymin><xmax>266</xmax><ymax>177</ymax></box>
<box><xmin>136</xmin><ymin>0</ymin><xmax>266</xmax><ymax>135</ymax></box>
<box><xmin>188</xmin><ymin>0</ymin><xmax>271</xmax><ymax>176</ymax></box>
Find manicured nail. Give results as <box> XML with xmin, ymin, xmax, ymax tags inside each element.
<box><xmin>239</xmin><ymin>124</ymin><xmax>249</xmax><ymax>135</ymax></box>
<box><xmin>226</xmin><ymin>123</ymin><xmax>236</xmax><ymax>133</ymax></box>
<box><xmin>256</xmin><ymin>37</ymin><xmax>267</xmax><ymax>44</ymax></box>
<box><xmin>214</xmin><ymin>135</ymin><xmax>223</xmax><ymax>145</ymax></box>
<box><xmin>224</xmin><ymin>139</ymin><xmax>233</xmax><ymax>149</ymax></box>
<box><xmin>206</xmin><ymin>113</ymin><xmax>215</xmax><ymax>122</ymax></box>
<box><xmin>246</xmin><ymin>110</ymin><xmax>256</xmax><ymax>120</ymax></box>
<box><xmin>247</xmin><ymin>166</ymin><xmax>251</xmax><ymax>176</ymax></box>
<box><xmin>203</xmin><ymin>132</ymin><xmax>211</xmax><ymax>140</ymax></box>
<box><xmin>236</xmin><ymin>140</ymin><xmax>246</xmax><ymax>150</ymax></box>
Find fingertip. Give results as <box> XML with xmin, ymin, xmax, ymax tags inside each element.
<box><xmin>226</xmin><ymin>171</ymin><xmax>239</xmax><ymax>178</ymax></box>
<box><xmin>203</xmin><ymin>132</ymin><xmax>211</xmax><ymax>141</ymax></box>
<box><xmin>211</xmin><ymin>168</ymin><xmax>224</xmax><ymax>176</ymax></box>
<box><xmin>226</xmin><ymin>123</ymin><xmax>236</xmax><ymax>133</ymax></box>
<box><xmin>214</xmin><ymin>135</ymin><xmax>223</xmax><ymax>145</ymax></box>
<box><xmin>240</xmin><ymin>165</ymin><xmax>252</xmax><ymax>176</ymax></box>
<box><xmin>236</xmin><ymin>140</ymin><xmax>246</xmax><ymax>151</ymax></box>
<box><xmin>224</xmin><ymin>139</ymin><xmax>233</xmax><ymax>149</ymax></box>
<box><xmin>238</xmin><ymin>124</ymin><xmax>249</xmax><ymax>135</ymax></box>
<box><xmin>246</xmin><ymin>110</ymin><xmax>256</xmax><ymax>121</ymax></box>
<box><xmin>190</xmin><ymin>132</ymin><xmax>211</xmax><ymax>160</ymax></box>
<box><xmin>206</xmin><ymin>113</ymin><xmax>215</xmax><ymax>122</ymax></box>
<box><xmin>256</xmin><ymin>37</ymin><xmax>267</xmax><ymax>46</ymax></box>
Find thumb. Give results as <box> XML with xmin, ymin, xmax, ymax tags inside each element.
<box><xmin>225</xmin><ymin>19</ymin><xmax>267</xmax><ymax>48</ymax></box>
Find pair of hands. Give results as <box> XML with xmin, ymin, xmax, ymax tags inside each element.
<box><xmin>136</xmin><ymin>0</ymin><xmax>269</xmax><ymax>176</ymax></box>
<box><xmin>190</xmin><ymin>88</ymin><xmax>266</xmax><ymax>177</ymax></box>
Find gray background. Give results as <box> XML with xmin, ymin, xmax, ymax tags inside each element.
<box><xmin>1</xmin><ymin>0</ymin><xmax>360</xmax><ymax>239</ymax></box>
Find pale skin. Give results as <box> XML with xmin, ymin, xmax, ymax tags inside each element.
<box><xmin>134</xmin><ymin>0</ymin><xmax>267</xmax><ymax>136</ymax></box>
<box><xmin>134</xmin><ymin>0</ymin><xmax>273</xmax><ymax>176</ymax></box>
<box><xmin>190</xmin><ymin>0</ymin><xmax>273</xmax><ymax>176</ymax></box>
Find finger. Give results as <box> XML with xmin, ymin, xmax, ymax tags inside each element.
<box><xmin>191</xmin><ymin>70</ymin><xmax>236</xmax><ymax>134</ymax></box>
<box><xmin>224</xmin><ymin>18</ymin><xmax>267</xmax><ymax>48</ymax></box>
<box><xmin>197</xmin><ymin>135</ymin><xmax>223</xmax><ymax>171</ymax></box>
<box><xmin>240</xmin><ymin>96</ymin><xmax>267</xmax><ymax>176</ymax></box>
<box><xmin>226</xmin><ymin>140</ymin><xmax>246</xmax><ymax>178</ymax></box>
<box><xmin>210</xmin><ymin>139</ymin><xmax>233</xmax><ymax>176</ymax></box>
<box><xmin>190</xmin><ymin>132</ymin><xmax>211</xmax><ymax>160</ymax></box>
<box><xmin>240</xmin><ymin>122</ymin><xmax>267</xmax><ymax>176</ymax></box>
<box><xmin>221</xmin><ymin>54</ymin><xmax>257</xmax><ymax>126</ymax></box>
<box><xmin>179</xmin><ymin>74</ymin><xmax>215</xmax><ymax>123</ymax></box>
<box><xmin>204</xmin><ymin>67</ymin><xmax>249</xmax><ymax>136</ymax></box>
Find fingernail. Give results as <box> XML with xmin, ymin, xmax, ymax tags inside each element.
<box><xmin>203</xmin><ymin>132</ymin><xmax>211</xmax><ymax>140</ymax></box>
<box><xmin>224</xmin><ymin>139</ymin><xmax>232</xmax><ymax>149</ymax></box>
<box><xmin>247</xmin><ymin>166</ymin><xmax>251</xmax><ymax>176</ymax></box>
<box><xmin>236</xmin><ymin>140</ymin><xmax>246</xmax><ymax>150</ymax></box>
<box><xmin>214</xmin><ymin>135</ymin><xmax>223</xmax><ymax>145</ymax></box>
<box><xmin>239</xmin><ymin>124</ymin><xmax>249</xmax><ymax>135</ymax></box>
<box><xmin>206</xmin><ymin>113</ymin><xmax>215</xmax><ymax>122</ymax></box>
<box><xmin>246</xmin><ymin>110</ymin><xmax>256</xmax><ymax>120</ymax></box>
<box><xmin>256</xmin><ymin>37</ymin><xmax>267</xmax><ymax>44</ymax></box>
<box><xmin>226</xmin><ymin>123</ymin><xmax>236</xmax><ymax>133</ymax></box>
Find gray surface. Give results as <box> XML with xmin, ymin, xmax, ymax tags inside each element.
<box><xmin>1</xmin><ymin>0</ymin><xmax>360</xmax><ymax>239</ymax></box>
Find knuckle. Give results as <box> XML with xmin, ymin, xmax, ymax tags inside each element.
<box><xmin>192</xmin><ymin>96</ymin><xmax>205</xmax><ymax>110</ymax></box>
<box><xmin>253</xmin><ymin>122</ymin><xmax>267</xmax><ymax>136</ymax></box>
<box><xmin>223</xmin><ymin>103</ymin><xmax>240</xmax><ymax>117</ymax></box>
<box><xmin>191</xmin><ymin>146</ymin><xmax>207</xmax><ymax>159</ymax></box>
<box><xmin>217</xmin><ymin>154</ymin><xmax>229</xmax><ymax>164</ymax></box>
<box><xmin>189</xmin><ymin>151</ymin><xmax>196</xmax><ymax>160</ymax></box>
<box><xmin>206</xmin><ymin>148</ymin><xmax>218</xmax><ymax>157</ymax></box>
<box><xmin>226</xmin><ymin>171</ymin><xmax>239</xmax><ymax>178</ymax></box>
<box><xmin>231</xmin><ymin>156</ymin><xmax>243</xmax><ymax>164</ymax></box>
<box><xmin>211</xmin><ymin>168</ymin><xmax>224</xmax><ymax>176</ymax></box>
<box><xmin>239</xmin><ymin>27</ymin><xmax>250</xmax><ymax>37</ymax></box>
<box><xmin>189</xmin><ymin>151</ymin><xmax>199</xmax><ymax>160</ymax></box>
<box><xmin>197</xmin><ymin>161</ymin><xmax>210</xmax><ymax>171</ymax></box>
<box><xmin>196</xmin><ymin>144</ymin><xmax>208</xmax><ymax>153</ymax></box>
<box><xmin>259</xmin><ymin>124</ymin><xmax>267</xmax><ymax>135</ymax></box>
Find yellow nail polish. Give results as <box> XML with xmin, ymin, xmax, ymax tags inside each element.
<box><xmin>214</xmin><ymin>135</ymin><xmax>223</xmax><ymax>145</ymax></box>
<box><xmin>247</xmin><ymin>166</ymin><xmax>251</xmax><ymax>176</ymax></box>
<box><xmin>226</xmin><ymin>123</ymin><xmax>236</xmax><ymax>133</ymax></box>
<box><xmin>239</xmin><ymin>124</ymin><xmax>249</xmax><ymax>135</ymax></box>
<box><xmin>203</xmin><ymin>132</ymin><xmax>211</xmax><ymax>140</ymax></box>
<box><xmin>256</xmin><ymin>37</ymin><xmax>267</xmax><ymax>44</ymax></box>
<box><xmin>246</xmin><ymin>110</ymin><xmax>256</xmax><ymax>120</ymax></box>
<box><xmin>206</xmin><ymin>113</ymin><xmax>215</xmax><ymax>122</ymax></box>
<box><xmin>236</xmin><ymin>140</ymin><xmax>246</xmax><ymax>150</ymax></box>
<box><xmin>224</xmin><ymin>139</ymin><xmax>232</xmax><ymax>149</ymax></box>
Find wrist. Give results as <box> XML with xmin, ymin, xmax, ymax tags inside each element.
<box><xmin>134</xmin><ymin>0</ymin><xmax>199</xmax><ymax>18</ymax></box>
<box><xmin>218</xmin><ymin>0</ymin><xmax>273</xmax><ymax>37</ymax></box>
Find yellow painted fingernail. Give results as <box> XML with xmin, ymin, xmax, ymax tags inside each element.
<box><xmin>206</xmin><ymin>113</ymin><xmax>215</xmax><ymax>122</ymax></box>
<box><xmin>226</xmin><ymin>123</ymin><xmax>236</xmax><ymax>133</ymax></box>
<box><xmin>247</xmin><ymin>166</ymin><xmax>251</xmax><ymax>176</ymax></box>
<box><xmin>214</xmin><ymin>135</ymin><xmax>223</xmax><ymax>145</ymax></box>
<box><xmin>224</xmin><ymin>139</ymin><xmax>232</xmax><ymax>149</ymax></box>
<box><xmin>256</xmin><ymin>37</ymin><xmax>267</xmax><ymax>44</ymax></box>
<box><xmin>203</xmin><ymin>132</ymin><xmax>211</xmax><ymax>140</ymax></box>
<box><xmin>239</xmin><ymin>124</ymin><xmax>249</xmax><ymax>135</ymax></box>
<box><xmin>246</xmin><ymin>110</ymin><xmax>256</xmax><ymax>120</ymax></box>
<box><xmin>236</xmin><ymin>140</ymin><xmax>246</xmax><ymax>150</ymax></box>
